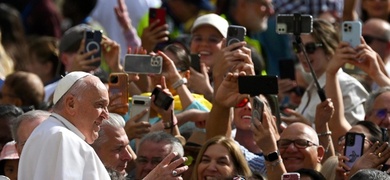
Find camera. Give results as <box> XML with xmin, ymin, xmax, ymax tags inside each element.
<box><xmin>151</xmin><ymin>56</ymin><xmax>162</xmax><ymax>67</ymax></box>
<box><xmin>276</xmin><ymin>14</ymin><xmax>313</xmax><ymax>35</ymax></box>
<box><xmin>84</xmin><ymin>29</ymin><xmax>103</xmax><ymax>67</ymax></box>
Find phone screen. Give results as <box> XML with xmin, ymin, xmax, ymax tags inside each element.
<box><xmin>190</xmin><ymin>54</ymin><xmax>201</xmax><ymax>72</ymax></box>
<box><xmin>252</xmin><ymin>96</ymin><xmax>264</xmax><ymax>122</ymax></box>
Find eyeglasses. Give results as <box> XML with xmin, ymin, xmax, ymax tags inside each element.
<box><xmin>277</xmin><ymin>139</ymin><xmax>318</xmax><ymax>149</ymax></box>
<box><xmin>363</xmin><ymin>35</ymin><xmax>389</xmax><ymax>44</ymax></box>
<box><xmin>338</xmin><ymin>135</ymin><xmax>374</xmax><ymax>146</ymax></box>
<box><xmin>293</xmin><ymin>42</ymin><xmax>323</xmax><ymax>54</ymax></box>
<box><xmin>235</xmin><ymin>98</ymin><xmax>250</xmax><ymax>108</ymax></box>
<box><xmin>373</xmin><ymin>108</ymin><xmax>390</xmax><ymax>120</ymax></box>
<box><xmin>191</xmin><ymin>35</ymin><xmax>223</xmax><ymax>44</ymax></box>
<box><xmin>136</xmin><ymin>157</ymin><xmax>163</xmax><ymax>166</ymax></box>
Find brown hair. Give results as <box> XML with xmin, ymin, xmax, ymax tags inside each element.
<box><xmin>191</xmin><ymin>136</ymin><xmax>252</xmax><ymax>179</ymax></box>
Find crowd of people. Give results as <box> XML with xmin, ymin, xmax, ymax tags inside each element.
<box><xmin>1</xmin><ymin>0</ymin><xmax>390</xmax><ymax>179</ymax></box>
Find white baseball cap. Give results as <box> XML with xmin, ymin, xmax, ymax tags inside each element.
<box><xmin>53</xmin><ymin>71</ymin><xmax>91</xmax><ymax>104</ymax></box>
<box><xmin>191</xmin><ymin>13</ymin><xmax>229</xmax><ymax>38</ymax></box>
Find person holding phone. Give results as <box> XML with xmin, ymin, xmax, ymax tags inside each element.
<box><xmin>285</xmin><ymin>19</ymin><xmax>368</xmax><ymax>127</ymax></box>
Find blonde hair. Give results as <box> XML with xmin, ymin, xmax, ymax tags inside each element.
<box><xmin>320</xmin><ymin>155</ymin><xmax>338</xmax><ymax>180</ymax></box>
<box><xmin>191</xmin><ymin>136</ymin><xmax>252</xmax><ymax>179</ymax></box>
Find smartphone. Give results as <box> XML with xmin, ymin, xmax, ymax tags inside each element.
<box><xmin>190</xmin><ymin>54</ymin><xmax>201</xmax><ymax>72</ymax></box>
<box><xmin>149</xmin><ymin>8</ymin><xmax>166</xmax><ymax>28</ymax></box>
<box><xmin>151</xmin><ymin>87</ymin><xmax>174</xmax><ymax>111</ymax></box>
<box><xmin>342</xmin><ymin>21</ymin><xmax>362</xmax><ymax>48</ymax></box>
<box><xmin>226</xmin><ymin>25</ymin><xmax>246</xmax><ymax>47</ymax></box>
<box><xmin>124</xmin><ymin>54</ymin><xmax>163</xmax><ymax>74</ymax></box>
<box><xmin>108</xmin><ymin>73</ymin><xmax>129</xmax><ymax>115</ymax></box>
<box><xmin>276</xmin><ymin>14</ymin><xmax>313</xmax><ymax>34</ymax></box>
<box><xmin>343</xmin><ymin>132</ymin><xmax>365</xmax><ymax>169</ymax></box>
<box><xmin>84</xmin><ymin>29</ymin><xmax>103</xmax><ymax>67</ymax></box>
<box><xmin>238</xmin><ymin>75</ymin><xmax>279</xmax><ymax>96</ymax></box>
<box><xmin>130</xmin><ymin>95</ymin><xmax>151</xmax><ymax>122</ymax></box>
<box><xmin>279</xmin><ymin>59</ymin><xmax>296</xmax><ymax>80</ymax></box>
<box><xmin>252</xmin><ymin>96</ymin><xmax>264</xmax><ymax>122</ymax></box>
<box><xmin>281</xmin><ymin>173</ymin><xmax>300</xmax><ymax>180</ymax></box>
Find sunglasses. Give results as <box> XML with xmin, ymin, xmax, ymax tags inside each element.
<box><xmin>363</xmin><ymin>35</ymin><xmax>389</xmax><ymax>44</ymax></box>
<box><xmin>373</xmin><ymin>108</ymin><xmax>390</xmax><ymax>120</ymax></box>
<box><xmin>235</xmin><ymin>98</ymin><xmax>250</xmax><ymax>108</ymax></box>
<box><xmin>293</xmin><ymin>42</ymin><xmax>323</xmax><ymax>54</ymax></box>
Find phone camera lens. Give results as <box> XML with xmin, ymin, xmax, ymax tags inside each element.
<box><xmin>110</xmin><ymin>76</ymin><xmax>118</xmax><ymax>83</ymax></box>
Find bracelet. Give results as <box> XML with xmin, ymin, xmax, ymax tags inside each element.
<box><xmin>163</xmin><ymin>110</ymin><xmax>177</xmax><ymax>130</ymax></box>
<box><xmin>318</xmin><ymin>131</ymin><xmax>332</xmax><ymax>136</ymax></box>
<box><xmin>172</xmin><ymin>78</ymin><xmax>187</xmax><ymax>89</ymax></box>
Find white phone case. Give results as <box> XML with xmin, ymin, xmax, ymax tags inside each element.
<box><xmin>130</xmin><ymin>95</ymin><xmax>151</xmax><ymax>122</ymax></box>
<box><xmin>342</xmin><ymin>21</ymin><xmax>362</xmax><ymax>48</ymax></box>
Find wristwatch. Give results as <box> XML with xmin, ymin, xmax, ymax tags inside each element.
<box><xmin>172</xmin><ymin>78</ymin><xmax>187</xmax><ymax>89</ymax></box>
<box><xmin>264</xmin><ymin>150</ymin><xmax>280</xmax><ymax>162</ymax></box>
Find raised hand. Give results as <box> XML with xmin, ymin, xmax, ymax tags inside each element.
<box><xmin>143</xmin><ymin>152</ymin><xmax>188</xmax><ymax>180</ymax></box>
<box><xmin>124</xmin><ymin>109</ymin><xmax>151</xmax><ymax>140</ymax></box>
<box><xmin>141</xmin><ymin>20</ymin><xmax>169</xmax><ymax>52</ymax></box>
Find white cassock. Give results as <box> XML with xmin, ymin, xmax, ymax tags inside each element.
<box><xmin>18</xmin><ymin>113</ymin><xmax>110</xmax><ymax>180</ymax></box>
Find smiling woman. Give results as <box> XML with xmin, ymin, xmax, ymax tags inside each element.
<box><xmin>191</xmin><ymin>136</ymin><xmax>253</xmax><ymax>180</ymax></box>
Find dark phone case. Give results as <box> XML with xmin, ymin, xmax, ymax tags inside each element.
<box><xmin>226</xmin><ymin>25</ymin><xmax>246</xmax><ymax>47</ymax></box>
<box><xmin>252</xmin><ymin>96</ymin><xmax>264</xmax><ymax>122</ymax></box>
<box><xmin>190</xmin><ymin>54</ymin><xmax>201</xmax><ymax>72</ymax></box>
<box><xmin>84</xmin><ymin>30</ymin><xmax>102</xmax><ymax>67</ymax></box>
<box><xmin>238</xmin><ymin>76</ymin><xmax>279</xmax><ymax>96</ymax></box>
<box><xmin>344</xmin><ymin>132</ymin><xmax>365</xmax><ymax>169</ymax></box>
<box><xmin>276</xmin><ymin>14</ymin><xmax>313</xmax><ymax>34</ymax></box>
<box><xmin>149</xmin><ymin>8</ymin><xmax>166</xmax><ymax>27</ymax></box>
<box><xmin>108</xmin><ymin>73</ymin><xmax>129</xmax><ymax>115</ymax></box>
<box><xmin>151</xmin><ymin>87</ymin><xmax>173</xmax><ymax>111</ymax></box>
<box><xmin>279</xmin><ymin>59</ymin><xmax>296</xmax><ymax>80</ymax></box>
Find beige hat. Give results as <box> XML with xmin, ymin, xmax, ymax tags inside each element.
<box><xmin>53</xmin><ymin>71</ymin><xmax>90</xmax><ymax>104</ymax></box>
<box><xmin>191</xmin><ymin>13</ymin><xmax>229</xmax><ymax>38</ymax></box>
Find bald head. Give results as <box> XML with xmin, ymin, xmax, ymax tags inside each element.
<box><xmin>281</xmin><ymin>122</ymin><xmax>320</xmax><ymax>145</ymax></box>
<box><xmin>363</xmin><ymin>18</ymin><xmax>390</xmax><ymax>41</ymax></box>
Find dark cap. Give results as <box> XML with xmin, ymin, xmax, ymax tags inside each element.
<box><xmin>59</xmin><ymin>24</ymin><xmax>93</xmax><ymax>53</ymax></box>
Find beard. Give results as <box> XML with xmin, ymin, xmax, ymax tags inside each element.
<box><xmin>106</xmin><ymin>168</ymin><xmax>127</xmax><ymax>180</ymax></box>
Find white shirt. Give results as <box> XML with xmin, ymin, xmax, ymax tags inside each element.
<box><xmin>296</xmin><ymin>69</ymin><xmax>369</xmax><ymax>126</ymax></box>
<box><xmin>91</xmin><ymin>0</ymin><xmax>161</xmax><ymax>60</ymax></box>
<box><xmin>18</xmin><ymin>113</ymin><xmax>110</xmax><ymax>180</ymax></box>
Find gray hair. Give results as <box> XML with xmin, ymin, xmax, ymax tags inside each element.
<box><xmin>11</xmin><ymin>110</ymin><xmax>50</xmax><ymax>142</ymax></box>
<box><xmin>137</xmin><ymin>131</ymin><xmax>184</xmax><ymax>157</ymax></box>
<box><xmin>364</xmin><ymin>86</ymin><xmax>390</xmax><ymax>115</ymax></box>
<box><xmin>91</xmin><ymin>113</ymin><xmax>126</xmax><ymax>150</ymax></box>
<box><xmin>350</xmin><ymin>169</ymin><xmax>390</xmax><ymax>180</ymax></box>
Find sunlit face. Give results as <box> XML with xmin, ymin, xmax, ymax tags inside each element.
<box><xmin>136</xmin><ymin>141</ymin><xmax>172</xmax><ymax>179</ymax></box>
<box><xmin>362</xmin><ymin>0</ymin><xmax>390</xmax><ymax>20</ymax></box>
<box><xmin>95</xmin><ymin>126</ymin><xmax>132</xmax><ymax>175</ymax></box>
<box><xmin>73</xmin><ymin>76</ymin><xmax>109</xmax><ymax>144</ymax></box>
<box><xmin>296</xmin><ymin>34</ymin><xmax>329</xmax><ymax>76</ymax></box>
<box><xmin>279</xmin><ymin>123</ymin><xmax>321</xmax><ymax>172</ymax></box>
<box><xmin>233</xmin><ymin>100</ymin><xmax>252</xmax><ymax>130</ymax></box>
<box><xmin>366</xmin><ymin>92</ymin><xmax>390</xmax><ymax>130</ymax></box>
<box><xmin>3</xmin><ymin>159</ymin><xmax>18</xmax><ymax>180</ymax></box>
<box><xmin>197</xmin><ymin>144</ymin><xmax>235</xmax><ymax>180</ymax></box>
<box><xmin>16</xmin><ymin>117</ymin><xmax>47</xmax><ymax>155</ymax></box>
<box><xmin>241</xmin><ymin>0</ymin><xmax>274</xmax><ymax>32</ymax></box>
<box><xmin>190</xmin><ymin>25</ymin><xmax>224</xmax><ymax>69</ymax></box>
